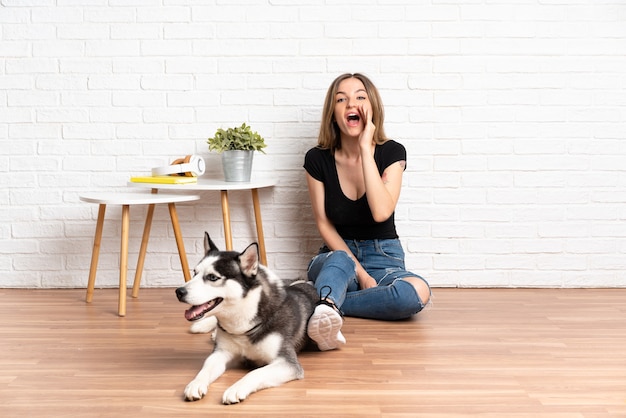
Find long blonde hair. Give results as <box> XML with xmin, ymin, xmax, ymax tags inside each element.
<box><xmin>317</xmin><ymin>73</ymin><xmax>388</xmax><ymax>153</ymax></box>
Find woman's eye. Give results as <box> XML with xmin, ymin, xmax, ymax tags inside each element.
<box><xmin>336</xmin><ymin>97</ymin><xmax>346</xmax><ymax>103</ymax></box>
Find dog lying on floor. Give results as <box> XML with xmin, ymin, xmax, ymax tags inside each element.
<box><xmin>175</xmin><ymin>232</ymin><xmax>319</xmax><ymax>404</ymax></box>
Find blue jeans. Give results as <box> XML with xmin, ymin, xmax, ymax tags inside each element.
<box><xmin>306</xmin><ymin>239</ymin><xmax>430</xmax><ymax>320</ymax></box>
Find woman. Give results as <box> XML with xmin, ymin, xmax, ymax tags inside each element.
<box><xmin>304</xmin><ymin>73</ymin><xmax>431</xmax><ymax>351</ymax></box>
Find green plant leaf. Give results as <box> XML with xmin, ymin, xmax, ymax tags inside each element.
<box><xmin>207</xmin><ymin>123</ymin><xmax>267</xmax><ymax>153</ymax></box>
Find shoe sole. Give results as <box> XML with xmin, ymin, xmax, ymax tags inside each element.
<box><xmin>307</xmin><ymin>304</ymin><xmax>346</xmax><ymax>351</ymax></box>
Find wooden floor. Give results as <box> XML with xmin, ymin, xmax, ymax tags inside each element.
<box><xmin>1</xmin><ymin>287</ymin><xmax>625</xmax><ymax>417</ymax></box>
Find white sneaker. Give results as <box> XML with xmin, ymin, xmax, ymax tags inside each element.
<box><xmin>307</xmin><ymin>303</ymin><xmax>346</xmax><ymax>351</ymax></box>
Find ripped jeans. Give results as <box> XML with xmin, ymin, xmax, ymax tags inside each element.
<box><xmin>306</xmin><ymin>239</ymin><xmax>430</xmax><ymax>321</ymax></box>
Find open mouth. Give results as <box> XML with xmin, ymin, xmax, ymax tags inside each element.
<box><xmin>346</xmin><ymin>113</ymin><xmax>360</xmax><ymax>124</ymax></box>
<box><xmin>184</xmin><ymin>298</ymin><xmax>223</xmax><ymax>321</ymax></box>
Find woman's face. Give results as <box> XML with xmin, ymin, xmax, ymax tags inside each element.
<box><xmin>333</xmin><ymin>77</ymin><xmax>371</xmax><ymax>139</ymax></box>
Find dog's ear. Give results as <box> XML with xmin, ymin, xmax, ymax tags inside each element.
<box><xmin>204</xmin><ymin>232</ymin><xmax>220</xmax><ymax>254</ymax></box>
<box><xmin>239</xmin><ymin>243</ymin><xmax>259</xmax><ymax>277</ymax></box>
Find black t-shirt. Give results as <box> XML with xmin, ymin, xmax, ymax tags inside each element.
<box><xmin>303</xmin><ymin>140</ymin><xmax>406</xmax><ymax>240</ymax></box>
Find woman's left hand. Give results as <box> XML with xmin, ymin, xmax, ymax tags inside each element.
<box><xmin>357</xmin><ymin>270</ymin><xmax>378</xmax><ymax>290</ymax></box>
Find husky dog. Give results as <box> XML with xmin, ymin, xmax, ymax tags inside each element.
<box><xmin>175</xmin><ymin>232</ymin><xmax>319</xmax><ymax>404</ymax></box>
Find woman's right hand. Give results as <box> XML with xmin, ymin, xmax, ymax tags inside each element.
<box><xmin>358</xmin><ymin>104</ymin><xmax>376</xmax><ymax>151</ymax></box>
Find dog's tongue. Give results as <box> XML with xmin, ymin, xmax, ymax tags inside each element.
<box><xmin>184</xmin><ymin>303</ymin><xmax>210</xmax><ymax>321</ymax></box>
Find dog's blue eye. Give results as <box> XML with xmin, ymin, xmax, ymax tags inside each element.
<box><xmin>205</xmin><ymin>274</ymin><xmax>219</xmax><ymax>282</ymax></box>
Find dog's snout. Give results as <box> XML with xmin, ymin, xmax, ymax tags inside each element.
<box><xmin>175</xmin><ymin>286</ymin><xmax>187</xmax><ymax>301</ymax></box>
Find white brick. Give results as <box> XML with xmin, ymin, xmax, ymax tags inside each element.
<box><xmin>512</xmin><ymin>239</ymin><xmax>563</xmax><ymax>255</ymax></box>
<box><xmin>8</xmin><ymin>91</ymin><xmax>59</xmax><ymax>107</ymax></box>
<box><xmin>406</xmin><ymin>5</ymin><xmax>458</xmax><ymax>21</ymax></box>
<box><xmin>537</xmin><ymin>255</ymin><xmax>588</xmax><ymax>271</ymax></box>
<box><xmin>298</xmin><ymin>6</ymin><xmax>351</xmax><ymax>22</ymax></box>
<box><xmin>137</xmin><ymin>7</ymin><xmax>191</xmax><ymax>23</ymax></box>
<box><xmin>300</xmin><ymin>39</ymin><xmax>352</xmax><ymax>56</ymax></box>
<box><xmin>0</xmin><ymin>238</ymin><xmax>38</xmax><ymax>254</ymax></box>
<box><xmin>89</xmin><ymin>108</ymin><xmax>143</xmax><ymax>123</ymax></box>
<box><xmin>409</xmin><ymin>74</ymin><xmax>462</xmax><ymax>91</ymax></box>
<box><xmin>434</xmin><ymin>189</ymin><xmax>486</xmax><ymax>205</ymax></box>
<box><xmin>90</xmin><ymin>140</ymin><xmax>142</xmax><ymax>157</ymax></box>
<box><xmin>37</xmin><ymin>109</ymin><xmax>89</xmax><ymax>123</ymax></box>
<box><xmin>111</xmin><ymin>24</ymin><xmax>161</xmax><ymax>40</ymax></box>
<box><xmin>11</xmin><ymin>156</ymin><xmax>60</xmax><ymax>172</ymax></box>
<box><xmin>141</xmin><ymin>40</ymin><xmax>192</xmax><ymax>56</ymax></box>
<box><xmin>538</xmin><ymin>222</ymin><xmax>590</xmax><ymax>238</ymax></box>
<box><xmin>0</xmin><ymin>6</ymin><xmax>29</xmax><ymax>23</ymax></box>
<box><xmin>434</xmin><ymin>255</ymin><xmax>485</xmax><ymax>270</ymax></box>
<box><xmin>60</xmin><ymin>58</ymin><xmax>112</xmax><ymax>74</ymax></box>
<box><xmin>435</xmin><ymin>156</ymin><xmax>488</xmax><ymax>172</ymax></box>
<box><xmin>88</xmin><ymin>75</ymin><xmax>140</xmax><ymax>90</ymax></box>
<box><xmin>86</xmin><ymin>40</ymin><xmax>140</xmax><ymax>57</ymax></box>
<box><xmin>0</xmin><ymin>109</ymin><xmax>33</xmax><ymax>123</ymax></box>
<box><xmin>0</xmin><ymin>41</ymin><xmax>30</xmax><ymax>57</ymax></box>
<box><xmin>142</xmin><ymin>108</ymin><xmax>194</xmax><ymax>124</ymax></box>
<box><xmin>31</xmin><ymin>7</ymin><xmax>83</xmax><ymax>23</ymax></box>
<box><xmin>409</xmin><ymin>38</ymin><xmax>459</xmax><ymax>55</ymax></box>
<box><xmin>57</xmin><ymin>25</ymin><xmax>109</xmax><ymax>40</ymax></box>
<box><xmin>113</xmin><ymin>58</ymin><xmax>164</xmax><ymax>74</ymax></box>
<box><xmin>10</xmin><ymin>189</ymin><xmax>63</xmax><ymax>206</ymax></box>
<box><xmin>6</xmin><ymin>58</ymin><xmax>58</xmax><ymax>74</ymax></box>
<box><xmin>432</xmin><ymin>22</ymin><xmax>485</xmax><ymax>38</ymax></box>
<box><xmin>9</xmin><ymin>123</ymin><xmax>60</xmax><ymax>139</ymax></box>
<box><xmin>485</xmin><ymin>255</ymin><xmax>537</xmax><ymax>270</ymax></box>
<box><xmin>84</xmin><ymin>8</ymin><xmax>135</xmax><ymax>23</ymax></box>
<box><xmin>565</xmin><ymin>239</ymin><xmax>616</xmax><ymax>255</ymax></box>
<box><xmin>485</xmin><ymin>224</ymin><xmax>537</xmax><ymax>239</ymax></box>
<box><xmin>12</xmin><ymin>222</ymin><xmax>65</xmax><ymax>239</ymax></box>
<box><xmin>112</xmin><ymin>92</ymin><xmax>165</xmax><ymax>107</ymax></box>
<box><xmin>140</xmin><ymin>75</ymin><xmax>194</xmax><ymax>91</ymax></box>
<box><xmin>3</xmin><ymin>24</ymin><xmax>56</xmax><ymax>40</ymax></box>
<box><xmin>115</xmin><ymin>123</ymin><xmax>168</xmax><ymax>140</ymax></box>
<box><xmin>509</xmin><ymin>271</ymin><xmax>563</xmax><ymax>288</ymax></box>
<box><xmin>62</xmin><ymin>124</ymin><xmax>115</xmax><ymax>139</ymax></box>
<box><xmin>432</xmin><ymin>224</ymin><xmax>484</xmax><ymax>239</ymax></box>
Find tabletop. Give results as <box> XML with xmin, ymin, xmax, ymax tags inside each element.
<box><xmin>79</xmin><ymin>192</ymin><xmax>201</xmax><ymax>205</ymax></box>
<box><xmin>128</xmin><ymin>178</ymin><xmax>276</xmax><ymax>191</ymax></box>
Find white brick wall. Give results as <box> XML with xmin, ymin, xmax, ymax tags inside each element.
<box><xmin>1</xmin><ymin>1</ymin><xmax>625</xmax><ymax>289</ymax></box>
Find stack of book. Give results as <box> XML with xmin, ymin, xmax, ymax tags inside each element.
<box><xmin>129</xmin><ymin>175</ymin><xmax>198</xmax><ymax>184</ymax></box>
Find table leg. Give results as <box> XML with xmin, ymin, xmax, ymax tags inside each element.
<box><xmin>86</xmin><ymin>204</ymin><xmax>106</xmax><ymax>303</ymax></box>
<box><xmin>220</xmin><ymin>190</ymin><xmax>233</xmax><ymax>250</ymax></box>
<box><xmin>251</xmin><ymin>188</ymin><xmax>267</xmax><ymax>266</ymax></box>
<box><xmin>132</xmin><ymin>203</ymin><xmax>155</xmax><ymax>298</ymax></box>
<box><xmin>119</xmin><ymin>204</ymin><xmax>130</xmax><ymax>317</ymax></box>
<box><xmin>168</xmin><ymin>202</ymin><xmax>192</xmax><ymax>282</ymax></box>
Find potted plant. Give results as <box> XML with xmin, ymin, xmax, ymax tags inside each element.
<box><xmin>207</xmin><ymin>123</ymin><xmax>267</xmax><ymax>182</ymax></box>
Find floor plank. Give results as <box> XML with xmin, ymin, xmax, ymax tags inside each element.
<box><xmin>0</xmin><ymin>288</ymin><xmax>625</xmax><ymax>417</ymax></box>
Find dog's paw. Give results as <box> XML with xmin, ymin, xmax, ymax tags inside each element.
<box><xmin>222</xmin><ymin>382</ymin><xmax>252</xmax><ymax>405</ymax></box>
<box><xmin>184</xmin><ymin>379</ymin><xmax>208</xmax><ymax>401</ymax></box>
<box><xmin>189</xmin><ymin>316</ymin><xmax>217</xmax><ymax>336</ymax></box>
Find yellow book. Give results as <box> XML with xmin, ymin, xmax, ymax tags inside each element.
<box><xmin>130</xmin><ymin>175</ymin><xmax>198</xmax><ymax>184</ymax></box>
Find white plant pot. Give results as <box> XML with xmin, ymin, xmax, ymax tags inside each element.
<box><xmin>222</xmin><ymin>150</ymin><xmax>254</xmax><ymax>182</ymax></box>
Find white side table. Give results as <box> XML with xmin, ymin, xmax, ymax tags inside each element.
<box><xmin>128</xmin><ymin>178</ymin><xmax>276</xmax><ymax>265</ymax></box>
<box><xmin>80</xmin><ymin>191</ymin><xmax>200</xmax><ymax>316</ymax></box>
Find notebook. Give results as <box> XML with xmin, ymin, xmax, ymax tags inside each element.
<box><xmin>129</xmin><ymin>175</ymin><xmax>198</xmax><ymax>184</ymax></box>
